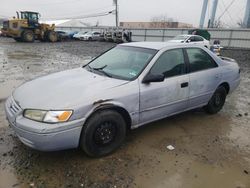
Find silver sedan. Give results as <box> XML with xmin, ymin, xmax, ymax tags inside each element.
<box><xmin>5</xmin><ymin>42</ymin><xmax>240</xmax><ymax>157</ymax></box>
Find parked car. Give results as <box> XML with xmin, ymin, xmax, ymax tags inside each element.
<box><xmin>56</xmin><ymin>31</ymin><xmax>71</xmax><ymax>41</ymax></box>
<box><xmin>5</xmin><ymin>42</ymin><xmax>240</xmax><ymax>157</ymax></box>
<box><xmin>79</xmin><ymin>31</ymin><xmax>101</xmax><ymax>41</ymax></box>
<box><xmin>73</xmin><ymin>31</ymin><xmax>88</xmax><ymax>40</ymax></box>
<box><xmin>67</xmin><ymin>31</ymin><xmax>78</xmax><ymax>39</ymax></box>
<box><xmin>169</xmin><ymin>35</ymin><xmax>210</xmax><ymax>48</ymax></box>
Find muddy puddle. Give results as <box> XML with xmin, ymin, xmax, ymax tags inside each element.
<box><xmin>0</xmin><ymin>38</ymin><xmax>249</xmax><ymax>188</ymax></box>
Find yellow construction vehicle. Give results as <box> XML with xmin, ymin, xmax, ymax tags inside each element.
<box><xmin>1</xmin><ymin>11</ymin><xmax>58</xmax><ymax>42</ymax></box>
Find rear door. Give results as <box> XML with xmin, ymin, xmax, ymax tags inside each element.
<box><xmin>139</xmin><ymin>48</ymin><xmax>189</xmax><ymax>124</ymax></box>
<box><xmin>184</xmin><ymin>47</ymin><xmax>221</xmax><ymax>108</ymax></box>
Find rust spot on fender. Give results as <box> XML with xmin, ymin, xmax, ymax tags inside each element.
<box><xmin>93</xmin><ymin>99</ymin><xmax>113</xmax><ymax>106</ymax></box>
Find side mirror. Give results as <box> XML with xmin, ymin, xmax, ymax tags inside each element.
<box><xmin>186</xmin><ymin>39</ymin><xmax>191</xmax><ymax>43</ymax></box>
<box><xmin>142</xmin><ymin>73</ymin><xmax>165</xmax><ymax>84</ymax></box>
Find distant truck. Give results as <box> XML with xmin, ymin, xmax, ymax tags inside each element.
<box><xmin>1</xmin><ymin>11</ymin><xmax>58</xmax><ymax>42</ymax></box>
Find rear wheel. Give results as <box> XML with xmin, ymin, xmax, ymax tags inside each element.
<box><xmin>21</xmin><ymin>30</ymin><xmax>34</xmax><ymax>42</ymax></box>
<box><xmin>46</xmin><ymin>31</ymin><xmax>58</xmax><ymax>42</ymax></box>
<box><xmin>204</xmin><ymin>86</ymin><xmax>227</xmax><ymax>114</ymax></box>
<box><xmin>80</xmin><ymin>110</ymin><xmax>127</xmax><ymax>157</ymax></box>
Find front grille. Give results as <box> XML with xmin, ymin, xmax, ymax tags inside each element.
<box><xmin>6</xmin><ymin>96</ymin><xmax>22</xmax><ymax>116</ymax></box>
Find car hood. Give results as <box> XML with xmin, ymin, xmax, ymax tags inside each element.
<box><xmin>73</xmin><ymin>34</ymin><xmax>83</xmax><ymax>37</ymax></box>
<box><xmin>168</xmin><ymin>40</ymin><xmax>185</xmax><ymax>43</ymax></box>
<box><xmin>83</xmin><ymin>34</ymin><xmax>91</xmax><ymax>37</ymax></box>
<box><xmin>13</xmin><ymin>68</ymin><xmax>129</xmax><ymax>109</ymax></box>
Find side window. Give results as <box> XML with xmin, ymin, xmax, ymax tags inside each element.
<box><xmin>194</xmin><ymin>36</ymin><xmax>204</xmax><ymax>41</ymax></box>
<box><xmin>150</xmin><ymin>49</ymin><xmax>186</xmax><ymax>78</ymax></box>
<box><xmin>189</xmin><ymin>36</ymin><xmax>195</xmax><ymax>42</ymax></box>
<box><xmin>186</xmin><ymin>48</ymin><xmax>218</xmax><ymax>72</ymax></box>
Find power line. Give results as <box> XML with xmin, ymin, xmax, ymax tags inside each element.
<box><xmin>217</xmin><ymin>0</ymin><xmax>236</xmax><ymax>21</ymax></box>
<box><xmin>0</xmin><ymin>14</ymin><xmax>9</xmax><ymax>18</ymax></box>
<box><xmin>27</xmin><ymin>0</ymin><xmax>82</xmax><ymax>6</ymax></box>
<box><xmin>45</xmin><ymin>10</ymin><xmax>115</xmax><ymax>20</ymax></box>
<box><xmin>221</xmin><ymin>0</ymin><xmax>235</xmax><ymax>24</ymax></box>
<box><xmin>217</xmin><ymin>1</ymin><xmax>233</xmax><ymax>27</ymax></box>
<box><xmin>43</xmin><ymin>5</ymin><xmax>114</xmax><ymax>19</ymax></box>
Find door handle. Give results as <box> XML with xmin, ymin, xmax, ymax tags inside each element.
<box><xmin>181</xmin><ymin>82</ymin><xmax>189</xmax><ymax>88</ymax></box>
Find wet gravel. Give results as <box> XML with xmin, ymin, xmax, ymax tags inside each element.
<box><xmin>0</xmin><ymin>37</ymin><xmax>250</xmax><ymax>188</ymax></box>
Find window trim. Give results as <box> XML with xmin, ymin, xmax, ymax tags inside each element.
<box><xmin>184</xmin><ymin>47</ymin><xmax>218</xmax><ymax>74</ymax></box>
<box><xmin>146</xmin><ymin>48</ymin><xmax>188</xmax><ymax>80</ymax></box>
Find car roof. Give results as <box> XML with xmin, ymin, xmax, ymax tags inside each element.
<box><xmin>177</xmin><ymin>34</ymin><xmax>204</xmax><ymax>38</ymax></box>
<box><xmin>120</xmin><ymin>42</ymin><xmax>200</xmax><ymax>50</ymax></box>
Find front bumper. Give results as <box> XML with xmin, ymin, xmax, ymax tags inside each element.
<box><xmin>5</xmin><ymin>97</ymin><xmax>85</xmax><ymax>151</ymax></box>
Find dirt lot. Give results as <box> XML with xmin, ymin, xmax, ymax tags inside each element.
<box><xmin>0</xmin><ymin>37</ymin><xmax>249</xmax><ymax>188</ymax></box>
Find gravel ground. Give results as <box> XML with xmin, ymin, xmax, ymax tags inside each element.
<box><xmin>0</xmin><ymin>37</ymin><xmax>249</xmax><ymax>188</ymax></box>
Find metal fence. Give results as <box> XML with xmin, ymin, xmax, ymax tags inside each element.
<box><xmin>56</xmin><ymin>26</ymin><xmax>250</xmax><ymax>48</ymax></box>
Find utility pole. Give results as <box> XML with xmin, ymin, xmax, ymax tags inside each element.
<box><xmin>199</xmin><ymin>0</ymin><xmax>209</xmax><ymax>28</ymax></box>
<box><xmin>113</xmin><ymin>0</ymin><xmax>119</xmax><ymax>27</ymax></box>
<box><xmin>243</xmin><ymin>0</ymin><xmax>250</xmax><ymax>28</ymax></box>
<box><xmin>209</xmin><ymin>0</ymin><xmax>218</xmax><ymax>28</ymax></box>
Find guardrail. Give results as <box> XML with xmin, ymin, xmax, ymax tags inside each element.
<box><xmin>56</xmin><ymin>26</ymin><xmax>250</xmax><ymax>48</ymax></box>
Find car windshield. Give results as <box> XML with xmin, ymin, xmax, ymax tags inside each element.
<box><xmin>86</xmin><ymin>46</ymin><xmax>157</xmax><ymax>80</ymax></box>
<box><xmin>173</xmin><ymin>35</ymin><xmax>189</xmax><ymax>40</ymax></box>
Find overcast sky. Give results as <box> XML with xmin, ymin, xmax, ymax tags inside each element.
<box><xmin>0</xmin><ymin>0</ymin><xmax>247</xmax><ymax>27</ymax></box>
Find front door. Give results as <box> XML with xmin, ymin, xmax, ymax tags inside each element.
<box><xmin>139</xmin><ymin>48</ymin><xmax>189</xmax><ymax>124</ymax></box>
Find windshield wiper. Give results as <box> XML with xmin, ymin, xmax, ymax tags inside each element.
<box><xmin>92</xmin><ymin>65</ymin><xmax>107</xmax><ymax>70</ymax></box>
<box><xmin>88</xmin><ymin>65</ymin><xmax>113</xmax><ymax>78</ymax></box>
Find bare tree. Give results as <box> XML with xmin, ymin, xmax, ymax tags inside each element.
<box><xmin>237</xmin><ymin>19</ymin><xmax>245</xmax><ymax>28</ymax></box>
<box><xmin>150</xmin><ymin>15</ymin><xmax>177</xmax><ymax>28</ymax></box>
<box><xmin>212</xmin><ymin>20</ymin><xmax>225</xmax><ymax>28</ymax></box>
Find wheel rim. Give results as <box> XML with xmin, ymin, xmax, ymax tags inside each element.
<box><xmin>94</xmin><ymin>121</ymin><xmax>116</xmax><ymax>146</ymax></box>
<box><xmin>26</xmin><ymin>33</ymin><xmax>33</xmax><ymax>41</ymax></box>
<box><xmin>49</xmin><ymin>33</ymin><xmax>57</xmax><ymax>42</ymax></box>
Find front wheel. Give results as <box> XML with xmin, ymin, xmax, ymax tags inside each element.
<box><xmin>204</xmin><ymin>86</ymin><xmax>227</xmax><ymax>114</ymax></box>
<box><xmin>46</xmin><ymin>31</ymin><xmax>58</xmax><ymax>42</ymax></box>
<box><xmin>80</xmin><ymin>110</ymin><xmax>127</xmax><ymax>157</ymax></box>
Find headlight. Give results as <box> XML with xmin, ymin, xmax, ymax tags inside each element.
<box><xmin>24</xmin><ymin>110</ymin><xmax>73</xmax><ymax>123</ymax></box>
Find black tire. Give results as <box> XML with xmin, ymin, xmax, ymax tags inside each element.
<box><xmin>88</xmin><ymin>37</ymin><xmax>92</xmax><ymax>41</ymax></box>
<box><xmin>204</xmin><ymin>86</ymin><xmax>227</xmax><ymax>114</ymax></box>
<box><xmin>21</xmin><ymin>30</ymin><xmax>34</xmax><ymax>42</ymax></box>
<box><xmin>80</xmin><ymin>110</ymin><xmax>127</xmax><ymax>157</ymax></box>
<box><xmin>46</xmin><ymin>31</ymin><xmax>58</xmax><ymax>42</ymax></box>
